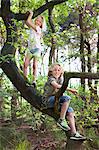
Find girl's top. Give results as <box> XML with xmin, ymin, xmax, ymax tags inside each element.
<box><xmin>28</xmin><ymin>25</ymin><xmax>43</xmax><ymax>53</ymax></box>
<box><xmin>42</xmin><ymin>76</ymin><xmax>63</xmax><ymax>107</ymax></box>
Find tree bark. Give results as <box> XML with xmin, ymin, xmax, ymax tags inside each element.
<box><xmin>94</xmin><ymin>33</ymin><xmax>99</xmax><ymax>96</ymax></box>
<box><xmin>0</xmin><ymin>73</ymin><xmax>4</xmax><ymax>120</ymax></box>
<box><xmin>47</xmin><ymin>3</ymin><xmax>56</xmax><ymax>65</ymax></box>
<box><xmin>79</xmin><ymin>13</ymin><xmax>86</xmax><ymax>90</ymax></box>
<box><xmin>65</xmin><ymin>138</ymin><xmax>85</xmax><ymax>150</ymax></box>
<box><xmin>85</xmin><ymin>40</ymin><xmax>92</xmax><ymax>87</ymax></box>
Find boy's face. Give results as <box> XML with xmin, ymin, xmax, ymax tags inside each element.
<box><xmin>52</xmin><ymin>65</ymin><xmax>62</xmax><ymax>79</ymax></box>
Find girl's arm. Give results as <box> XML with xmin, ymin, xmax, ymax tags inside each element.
<box><xmin>26</xmin><ymin>11</ymin><xmax>37</xmax><ymax>32</ymax></box>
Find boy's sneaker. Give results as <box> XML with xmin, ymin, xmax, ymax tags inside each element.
<box><xmin>70</xmin><ymin>132</ymin><xmax>86</xmax><ymax>140</ymax></box>
<box><xmin>57</xmin><ymin>119</ymin><xmax>70</xmax><ymax>131</ymax></box>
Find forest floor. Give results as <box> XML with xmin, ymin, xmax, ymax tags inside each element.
<box><xmin>0</xmin><ymin>118</ymin><xmax>67</xmax><ymax>150</ymax></box>
<box><xmin>0</xmin><ymin>118</ymin><xmax>99</xmax><ymax>150</ymax></box>
<box><xmin>16</xmin><ymin>124</ymin><xmax>66</xmax><ymax>150</ymax></box>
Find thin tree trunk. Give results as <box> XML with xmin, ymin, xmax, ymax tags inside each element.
<box><xmin>47</xmin><ymin>1</ymin><xmax>56</xmax><ymax>65</ymax></box>
<box><xmin>0</xmin><ymin>73</ymin><xmax>4</xmax><ymax>120</ymax></box>
<box><xmin>49</xmin><ymin>37</ymin><xmax>56</xmax><ymax>64</ymax></box>
<box><xmin>79</xmin><ymin>13</ymin><xmax>85</xmax><ymax>90</ymax></box>
<box><xmin>94</xmin><ymin>33</ymin><xmax>99</xmax><ymax>94</ymax></box>
<box><xmin>84</xmin><ymin>40</ymin><xmax>95</xmax><ymax>102</ymax></box>
<box><xmin>85</xmin><ymin>41</ymin><xmax>92</xmax><ymax>86</ymax></box>
<box><xmin>93</xmin><ymin>33</ymin><xmax>99</xmax><ymax>104</ymax></box>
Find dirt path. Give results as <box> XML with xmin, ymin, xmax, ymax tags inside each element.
<box><xmin>16</xmin><ymin>124</ymin><xmax>66</xmax><ymax>150</ymax></box>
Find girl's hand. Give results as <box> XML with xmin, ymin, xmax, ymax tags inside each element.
<box><xmin>27</xmin><ymin>11</ymin><xmax>33</xmax><ymax>19</ymax></box>
<box><xmin>29</xmin><ymin>11</ymin><xmax>33</xmax><ymax>16</ymax></box>
<box><xmin>26</xmin><ymin>10</ymin><xmax>34</xmax><ymax>27</ymax></box>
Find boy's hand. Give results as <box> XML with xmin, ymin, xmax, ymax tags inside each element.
<box><xmin>68</xmin><ymin>88</ymin><xmax>78</xmax><ymax>95</ymax></box>
<box><xmin>71</xmin><ymin>89</ymin><xmax>78</xmax><ymax>95</ymax></box>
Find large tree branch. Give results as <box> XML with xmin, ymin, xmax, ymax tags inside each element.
<box><xmin>54</xmin><ymin>71</ymin><xmax>99</xmax><ymax>113</ymax></box>
<box><xmin>0</xmin><ymin>60</ymin><xmax>60</xmax><ymax>120</ymax></box>
<box><xmin>0</xmin><ymin>0</ymin><xmax>66</xmax><ymax>20</ymax></box>
<box><xmin>32</xmin><ymin>0</ymin><xmax>66</xmax><ymax>18</ymax></box>
<box><xmin>56</xmin><ymin>71</ymin><xmax>99</xmax><ymax>99</ymax></box>
<box><xmin>64</xmin><ymin>72</ymin><xmax>99</xmax><ymax>79</ymax></box>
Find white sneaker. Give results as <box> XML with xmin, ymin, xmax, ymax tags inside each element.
<box><xmin>70</xmin><ymin>132</ymin><xmax>86</xmax><ymax>140</ymax></box>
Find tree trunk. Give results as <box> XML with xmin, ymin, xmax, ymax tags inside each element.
<box><xmin>94</xmin><ymin>33</ymin><xmax>99</xmax><ymax>96</ymax></box>
<box><xmin>47</xmin><ymin>4</ymin><xmax>56</xmax><ymax>65</ymax></box>
<box><xmin>85</xmin><ymin>41</ymin><xmax>92</xmax><ymax>87</ymax></box>
<box><xmin>49</xmin><ymin>37</ymin><xmax>56</xmax><ymax>64</ymax></box>
<box><xmin>65</xmin><ymin>139</ymin><xmax>84</xmax><ymax>150</ymax></box>
<box><xmin>79</xmin><ymin>13</ymin><xmax>85</xmax><ymax>90</ymax></box>
<box><xmin>0</xmin><ymin>73</ymin><xmax>4</xmax><ymax>120</ymax></box>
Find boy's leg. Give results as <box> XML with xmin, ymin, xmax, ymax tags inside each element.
<box><xmin>60</xmin><ymin>101</ymin><xmax>70</xmax><ymax>119</ymax></box>
<box><xmin>48</xmin><ymin>96</ymin><xmax>70</xmax><ymax>131</ymax></box>
<box><xmin>67</xmin><ymin>112</ymin><xmax>76</xmax><ymax>134</ymax></box>
<box><xmin>59</xmin><ymin>95</ymin><xmax>71</xmax><ymax>119</ymax></box>
<box><xmin>67</xmin><ymin>112</ymin><xmax>86</xmax><ymax>140</ymax></box>
<box><xmin>57</xmin><ymin>96</ymin><xmax>71</xmax><ymax>131</ymax></box>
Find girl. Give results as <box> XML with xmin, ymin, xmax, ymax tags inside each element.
<box><xmin>42</xmin><ymin>63</ymin><xmax>86</xmax><ymax>140</ymax></box>
<box><xmin>24</xmin><ymin>11</ymin><xmax>46</xmax><ymax>86</ymax></box>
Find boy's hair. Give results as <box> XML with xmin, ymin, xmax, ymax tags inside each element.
<box><xmin>48</xmin><ymin>63</ymin><xmax>64</xmax><ymax>77</ymax></box>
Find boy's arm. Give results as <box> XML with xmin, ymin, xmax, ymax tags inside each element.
<box><xmin>51</xmin><ymin>81</ymin><xmax>62</xmax><ymax>89</ymax></box>
<box><xmin>67</xmin><ymin>87</ymin><xmax>78</xmax><ymax>95</ymax></box>
<box><xmin>51</xmin><ymin>80</ymin><xmax>77</xmax><ymax>95</ymax></box>
<box><xmin>26</xmin><ymin>11</ymin><xmax>37</xmax><ymax>32</ymax></box>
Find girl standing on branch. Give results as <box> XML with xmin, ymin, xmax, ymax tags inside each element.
<box><xmin>24</xmin><ymin>11</ymin><xmax>46</xmax><ymax>87</ymax></box>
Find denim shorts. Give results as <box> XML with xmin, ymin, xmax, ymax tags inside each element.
<box><xmin>48</xmin><ymin>95</ymin><xmax>74</xmax><ymax>113</ymax></box>
<box><xmin>26</xmin><ymin>48</ymin><xmax>41</xmax><ymax>59</ymax></box>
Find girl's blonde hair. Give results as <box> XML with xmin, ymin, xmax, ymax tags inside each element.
<box><xmin>48</xmin><ymin>63</ymin><xmax>64</xmax><ymax>77</ymax></box>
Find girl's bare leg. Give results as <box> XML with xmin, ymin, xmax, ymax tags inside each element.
<box><xmin>23</xmin><ymin>55</ymin><xmax>30</xmax><ymax>77</ymax></box>
<box><xmin>33</xmin><ymin>57</ymin><xmax>38</xmax><ymax>81</ymax></box>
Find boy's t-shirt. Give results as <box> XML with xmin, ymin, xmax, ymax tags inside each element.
<box><xmin>44</xmin><ymin>76</ymin><xmax>63</xmax><ymax>97</ymax></box>
<box><xmin>42</xmin><ymin>76</ymin><xmax>63</xmax><ymax>107</ymax></box>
